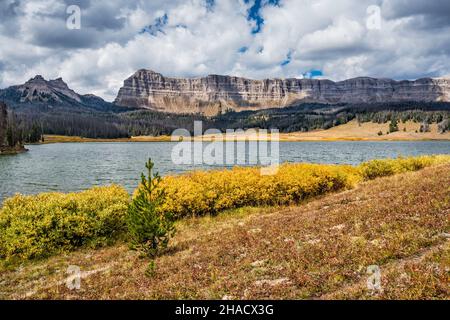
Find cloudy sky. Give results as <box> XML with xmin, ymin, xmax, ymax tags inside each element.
<box><xmin>1</xmin><ymin>0</ymin><xmax>450</xmax><ymax>101</ymax></box>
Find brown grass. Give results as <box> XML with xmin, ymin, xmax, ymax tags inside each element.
<box><xmin>42</xmin><ymin>135</ymin><xmax>172</xmax><ymax>143</ymax></box>
<box><xmin>277</xmin><ymin>120</ymin><xmax>450</xmax><ymax>141</ymax></box>
<box><xmin>0</xmin><ymin>165</ymin><xmax>449</xmax><ymax>300</ymax></box>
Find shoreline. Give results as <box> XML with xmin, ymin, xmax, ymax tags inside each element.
<box><xmin>0</xmin><ymin>146</ymin><xmax>29</xmax><ymax>155</ymax></box>
<box><xmin>38</xmin><ymin>135</ymin><xmax>450</xmax><ymax>144</ymax></box>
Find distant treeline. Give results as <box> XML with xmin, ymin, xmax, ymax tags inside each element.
<box><xmin>213</xmin><ymin>102</ymin><xmax>450</xmax><ymax>133</ymax></box>
<box><xmin>11</xmin><ymin>101</ymin><xmax>450</xmax><ymax>140</ymax></box>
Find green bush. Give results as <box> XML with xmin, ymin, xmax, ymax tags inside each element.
<box><xmin>0</xmin><ymin>185</ymin><xmax>129</xmax><ymax>261</ymax></box>
<box><xmin>127</xmin><ymin>159</ymin><xmax>175</xmax><ymax>258</ymax></box>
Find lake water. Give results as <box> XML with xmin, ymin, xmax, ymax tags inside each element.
<box><xmin>1</xmin><ymin>141</ymin><xmax>449</xmax><ymax>203</ymax></box>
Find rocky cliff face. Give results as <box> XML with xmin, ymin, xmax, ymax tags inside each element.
<box><xmin>12</xmin><ymin>75</ymin><xmax>82</xmax><ymax>104</ymax></box>
<box><xmin>114</xmin><ymin>70</ymin><xmax>450</xmax><ymax>115</ymax></box>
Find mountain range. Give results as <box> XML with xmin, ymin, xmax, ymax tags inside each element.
<box><xmin>0</xmin><ymin>71</ymin><xmax>449</xmax><ymax>140</ymax></box>
<box><xmin>1</xmin><ymin>71</ymin><xmax>450</xmax><ymax>115</ymax></box>
<box><xmin>113</xmin><ymin>70</ymin><xmax>450</xmax><ymax>115</ymax></box>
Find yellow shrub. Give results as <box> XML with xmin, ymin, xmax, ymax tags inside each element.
<box><xmin>3</xmin><ymin>155</ymin><xmax>448</xmax><ymax>262</ymax></box>
<box><xmin>133</xmin><ymin>155</ymin><xmax>450</xmax><ymax>220</ymax></box>
<box><xmin>147</xmin><ymin>163</ymin><xmax>362</xmax><ymax>219</ymax></box>
<box><xmin>0</xmin><ymin>185</ymin><xmax>129</xmax><ymax>261</ymax></box>
<box><xmin>359</xmin><ymin>155</ymin><xmax>450</xmax><ymax>180</ymax></box>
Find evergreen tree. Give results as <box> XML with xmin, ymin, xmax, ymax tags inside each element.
<box><xmin>127</xmin><ymin>159</ymin><xmax>175</xmax><ymax>259</ymax></box>
<box><xmin>389</xmin><ymin>119</ymin><xmax>399</xmax><ymax>133</ymax></box>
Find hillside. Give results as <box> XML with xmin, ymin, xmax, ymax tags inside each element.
<box><xmin>41</xmin><ymin>120</ymin><xmax>450</xmax><ymax>142</ymax></box>
<box><xmin>1</xmin><ymin>164</ymin><xmax>448</xmax><ymax>299</ymax></box>
<box><xmin>276</xmin><ymin>120</ymin><xmax>450</xmax><ymax>141</ymax></box>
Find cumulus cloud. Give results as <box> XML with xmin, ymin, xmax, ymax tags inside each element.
<box><xmin>0</xmin><ymin>0</ymin><xmax>449</xmax><ymax>101</ymax></box>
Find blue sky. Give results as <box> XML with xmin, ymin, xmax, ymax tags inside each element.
<box><xmin>245</xmin><ymin>0</ymin><xmax>280</xmax><ymax>33</ymax></box>
<box><xmin>1</xmin><ymin>0</ymin><xmax>450</xmax><ymax>100</ymax></box>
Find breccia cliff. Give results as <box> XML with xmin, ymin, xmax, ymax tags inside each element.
<box><xmin>114</xmin><ymin>69</ymin><xmax>450</xmax><ymax>115</ymax></box>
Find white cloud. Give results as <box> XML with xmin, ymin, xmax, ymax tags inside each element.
<box><xmin>0</xmin><ymin>0</ymin><xmax>449</xmax><ymax>101</ymax></box>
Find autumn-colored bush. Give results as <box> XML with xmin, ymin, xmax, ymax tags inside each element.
<box><xmin>359</xmin><ymin>155</ymin><xmax>450</xmax><ymax>180</ymax></box>
<box><xmin>2</xmin><ymin>154</ymin><xmax>449</xmax><ymax>262</ymax></box>
<box><xmin>0</xmin><ymin>185</ymin><xmax>129</xmax><ymax>261</ymax></box>
<box><xmin>149</xmin><ymin>163</ymin><xmax>361</xmax><ymax>219</ymax></box>
<box><xmin>135</xmin><ymin>155</ymin><xmax>450</xmax><ymax>219</ymax></box>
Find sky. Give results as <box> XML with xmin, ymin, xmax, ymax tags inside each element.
<box><xmin>1</xmin><ymin>0</ymin><xmax>450</xmax><ymax>101</ymax></box>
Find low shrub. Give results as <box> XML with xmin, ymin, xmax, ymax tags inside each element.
<box><xmin>152</xmin><ymin>163</ymin><xmax>362</xmax><ymax>219</ymax></box>
<box><xmin>0</xmin><ymin>185</ymin><xmax>129</xmax><ymax>261</ymax></box>
<box><xmin>136</xmin><ymin>155</ymin><xmax>450</xmax><ymax>219</ymax></box>
<box><xmin>359</xmin><ymin>155</ymin><xmax>450</xmax><ymax>180</ymax></box>
<box><xmin>2</xmin><ymin>155</ymin><xmax>449</xmax><ymax>262</ymax></box>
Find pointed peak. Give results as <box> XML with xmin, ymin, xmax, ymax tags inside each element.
<box><xmin>27</xmin><ymin>75</ymin><xmax>46</xmax><ymax>82</ymax></box>
<box><xmin>49</xmin><ymin>77</ymin><xmax>69</xmax><ymax>87</ymax></box>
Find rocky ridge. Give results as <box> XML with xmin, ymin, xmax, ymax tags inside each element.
<box><xmin>0</xmin><ymin>76</ymin><xmax>123</xmax><ymax>113</ymax></box>
<box><xmin>114</xmin><ymin>70</ymin><xmax>450</xmax><ymax>115</ymax></box>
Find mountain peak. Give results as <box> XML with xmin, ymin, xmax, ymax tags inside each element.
<box><xmin>12</xmin><ymin>75</ymin><xmax>82</xmax><ymax>104</ymax></box>
<box><xmin>48</xmin><ymin>77</ymin><xmax>70</xmax><ymax>89</ymax></box>
<box><xmin>27</xmin><ymin>75</ymin><xmax>46</xmax><ymax>83</ymax></box>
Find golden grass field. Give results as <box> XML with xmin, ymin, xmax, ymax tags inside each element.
<box><xmin>41</xmin><ymin>120</ymin><xmax>450</xmax><ymax>143</ymax></box>
<box><xmin>278</xmin><ymin>120</ymin><xmax>450</xmax><ymax>141</ymax></box>
<box><xmin>41</xmin><ymin>135</ymin><xmax>172</xmax><ymax>143</ymax></box>
<box><xmin>1</xmin><ymin>164</ymin><xmax>448</xmax><ymax>299</ymax></box>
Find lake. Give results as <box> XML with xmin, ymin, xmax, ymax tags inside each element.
<box><xmin>1</xmin><ymin>141</ymin><xmax>449</xmax><ymax>203</ymax></box>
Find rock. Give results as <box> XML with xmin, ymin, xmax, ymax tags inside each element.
<box><xmin>114</xmin><ymin>70</ymin><xmax>450</xmax><ymax>115</ymax></box>
<box><xmin>439</xmin><ymin>232</ymin><xmax>450</xmax><ymax>239</ymax></box>
<box><xmin>331</xmin><ymin>223</ymin><xmax>346</xmax><ymax>231</ymax></box>
<box><xmin>306</xmin><ymin>239</ymin><xmax>321</xmax><ymax>245</ymax></box>
<box><xmin>250</xmin><ymin>260</ymin><xmax>267</xmax><ymax>267</ymax></box>
<box><xmin>254</xmin><ymin>278</ymin><xmax>291</xmax><ymax>286</ymax></box>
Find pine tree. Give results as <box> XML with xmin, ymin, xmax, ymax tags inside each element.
<box><xmin>127</xmin><ymin>159</ymin><xmax>175</xmax><ymax>259</ymax></box>
<box><xmin>389</xmin><ymin>119</ymin><xmax>399</xmax><ymax>133</ymax></box>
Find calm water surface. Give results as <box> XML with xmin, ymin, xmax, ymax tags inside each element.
<box><xmin>1</xmin><ymin>141</ymin><xmax>449</xmax><ymax>203</ymax></box>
